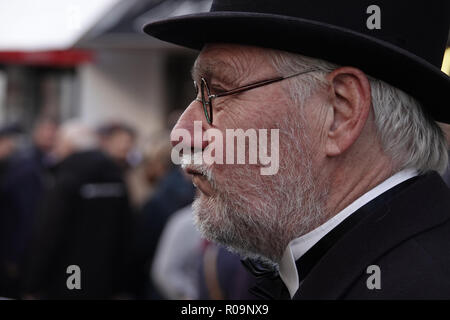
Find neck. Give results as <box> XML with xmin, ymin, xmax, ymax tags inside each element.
<box><xmin>323</xmin><ymin>144</ymin><xmax>394</xmax><ymax>224</ymax></box>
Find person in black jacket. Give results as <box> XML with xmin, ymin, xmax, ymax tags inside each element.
<box><xmin>0</xmin><ymin>123</ymin><xmax>23</xmax><ymax>298</ymax></box>
<box><xmin>0</xmin><ymin>119</ymin><xmax>56</xmax><ymax>299</ymax></box>
<box><xmin>22</xmin><ymin>121</ymin><xmax>133</xmax><ymax>299</ymax></box>
<box><xmin>143</xmin><ymin>0</ymin><xmax>450</xmax><ymax>299</ymax></box>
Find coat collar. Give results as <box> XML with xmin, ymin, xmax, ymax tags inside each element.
<box><xmin>294</xmin><ymin>171</ymin><xmax>450</xmax><ymax>299</ymax></box>
<box><xmin>280</xmin><ymin>169</ymin><xmax>418</xmax><ymax>297</ymax></box>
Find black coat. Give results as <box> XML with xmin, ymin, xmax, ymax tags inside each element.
<box><xmin>0</xmin><ymin>147</ymin><xmax>50</xmax><ymax>298</ymax></box>
<box><xmin>23</xmin><ymin>150</ymin><xmax>133</xmax><ymax>299</ymax></box>
<box><xmin>250</xmin><ymin>172</ymin><xmax>450</xmax><ymax>299</ymax></box>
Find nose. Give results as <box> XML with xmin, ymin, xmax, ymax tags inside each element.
<box><xmin>170</xmin><ymin>100</ymin><xmax>209</xmax><ymax>150</ymax></box>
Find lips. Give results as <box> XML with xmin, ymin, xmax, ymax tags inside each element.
<box><xmin>185</xmin><ymin>167</ymin><xmax>214</xmax><ymax>196</ymax></box>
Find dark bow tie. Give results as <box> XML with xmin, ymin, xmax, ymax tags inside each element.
<box><xmin>241</xmin><ymin>259</ymin><xmax>291</xmax><ymax>300</ymax></box>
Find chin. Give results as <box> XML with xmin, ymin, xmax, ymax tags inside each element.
<box><xmin>191</xmin><ymin>188</ymin><xmax>285</xmax><ymax>264</ymax></box>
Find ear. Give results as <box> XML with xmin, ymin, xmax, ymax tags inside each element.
<box><xmin>437</xmin><ymin>122</ymin><xmax>450</xmax><ymax>148</ymax></box>
<box><xmin>324</xmin><ymin>67</ymin><xmax>372</xmax><ymax>156</ymax></box>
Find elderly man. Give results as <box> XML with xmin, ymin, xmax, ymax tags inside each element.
<box><xmin>144</xmin><ymin>1</ymin><xmax>450</xmax><ymax>299</ymax></box>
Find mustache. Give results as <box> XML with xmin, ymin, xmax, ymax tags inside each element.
<box><xmin>180</xmin><ymin>154</ymin><xmax>214</xmax><ymax>183</ymax></box>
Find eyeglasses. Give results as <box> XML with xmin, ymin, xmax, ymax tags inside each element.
<box><xmin>193</xmin><ymin>69</ymin><xmax>318</xmax><ymax>124</ymax></box>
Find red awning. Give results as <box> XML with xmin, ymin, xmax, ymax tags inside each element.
<box><xmin>0</xmin><ymin>50</ymin><xmax>93</xmax><ymax>67</ymax></box>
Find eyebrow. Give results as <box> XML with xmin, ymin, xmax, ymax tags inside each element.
<box><xmin>191</xmin><ymin>59</ymin><xmax>240</xmax><ymax>87</ymax></box>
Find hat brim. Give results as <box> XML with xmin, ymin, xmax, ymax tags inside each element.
<box><xmin>144</xmin><ymin>12</ymin><xmax>450</xmax><ymax>124</ymax></box>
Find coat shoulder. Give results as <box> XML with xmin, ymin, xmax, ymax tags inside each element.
<box><xmin>343</xmin><ymin>218</ymin><xmax>450</xmax><ymax>299</ymax></box>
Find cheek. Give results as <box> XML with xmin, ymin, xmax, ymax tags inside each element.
<box><xmin>213</xmin><ymin>101</ymin><xmax>253</xmax><ymax>129</ymax></box>
<box><xmin>207</xmin><ymin>90</ymin><xmax>293</xmax><ymax>179</ymax></box>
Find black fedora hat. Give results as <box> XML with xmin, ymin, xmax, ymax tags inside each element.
<box><xmin>144</xmin><ymin>0</ymin><xmax>450</xmax><ymax>124</ymax></box>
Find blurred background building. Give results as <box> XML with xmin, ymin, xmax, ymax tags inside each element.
<box><xmin>0</xmin><ymin>0</ymin><xmax>212</xmax><ymax>139</ymax></box>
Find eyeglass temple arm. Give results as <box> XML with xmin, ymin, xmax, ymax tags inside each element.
<box><xmin>211</xmin><ymin>69</ymin><xmax>318</xmax><ymax>99</ymax></box>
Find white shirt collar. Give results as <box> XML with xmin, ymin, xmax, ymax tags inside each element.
<box><xmin>279</xmin><ymin>168</ymin><xmax>419</xmax><ymax>298</ymax></box>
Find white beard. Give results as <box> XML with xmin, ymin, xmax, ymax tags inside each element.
<box><xmin>191</xmin><ymin>116</ymin><xmax>329</xmax><ymax>265</ymax></box>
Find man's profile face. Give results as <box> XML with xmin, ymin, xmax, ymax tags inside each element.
<box><xmin>186</xmin><ymin>44</ymin><xmax>291</xmax><ymax>192</ymax></box>
<box><xmin>172</xmin><ymin>44</ymin><xmax>328</xmax><ymax>263</ymax></box>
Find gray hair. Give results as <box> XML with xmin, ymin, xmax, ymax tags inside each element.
<box><xmin>59</xmin><ymin>120</ymin><xmax>98</xmax><ymax>152</ymax></box>
<box><xmin>268</xmin><ymin>50</ymin><xmax>449</xmax><ymax>174</ymax></box>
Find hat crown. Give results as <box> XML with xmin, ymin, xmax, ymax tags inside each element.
<box><xmin>210</xmin><ymin>0</ymin><xmax>450</xmax><ymax>68</ymax></box>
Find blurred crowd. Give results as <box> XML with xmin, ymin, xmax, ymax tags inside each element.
<box><xmin>0</xmin><ymin>114</ymin><xmax>258</xmax><ymax>300</ymax></box>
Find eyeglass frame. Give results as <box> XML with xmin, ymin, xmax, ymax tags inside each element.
<box><xmin>193</xmin><ymin>68</ymin><xmax>318</xmax><ymax>124</ymax></box>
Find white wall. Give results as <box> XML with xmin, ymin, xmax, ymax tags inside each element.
<box><xmin>78</xmin><ymin>49</ymin><xmax>167</xmax><ymax>139</ymax></box>
<box><xmin>0</xmin><ymin>70</ymin><xmax>6</xmax><ymax>123</ymax></box>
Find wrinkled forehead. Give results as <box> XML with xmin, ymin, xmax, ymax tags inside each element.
<box><xmin>192</xmin><ymin>43</ymin><xmax>273</xmax><ymax>84</ymax></box>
